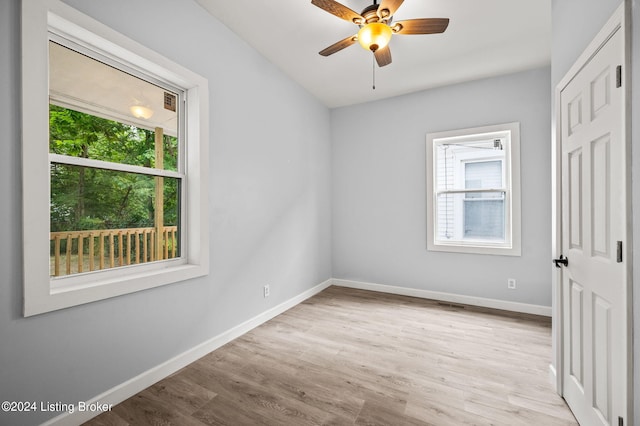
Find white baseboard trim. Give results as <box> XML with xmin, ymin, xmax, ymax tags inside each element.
<box><xmin>548</xmin><ymin>363</ymin><xmax>557</xmax><ymax>392</ymax></box>
<box><xmin>332</xmin><ymin>278</ymin><xmax>552</xmax><ymax>317</ymax></box>
<box><xmin>42</xmin><ymin>278</ymin><xmax>333</xmax><ymax>426</ymax></box>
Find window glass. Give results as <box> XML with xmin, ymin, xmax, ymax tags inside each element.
<box><xmin>48</xmin><ymin>40</ymin><xmax>182</xmax><ymax>278</ymax></box>
<box><xmin>463</xmin><ymin>161</ymin><xmax>504</xmax><ymax>240</ymax></box>
<box><xmin>49</xmin><ymin>42</ymin><xmax>178</xmax><ymax>169</ymax></box>
<box><xmin>434</xmin><ymin>141</ymin><xmax>507</xmax><ymax>244</ymax></box>
<box><xmin>49</xmin><ymin>165</ymin><xmax>180</xmax><ymax>277</ymax></box>
<box><xmin>465</xmin><ymin>160</ymin><xmax>502</xmax><ymax>191</ymax></box>
<box><xmin>464</xmin><ymin>194</ymin><xmax>505</xmax><ymax>239</ymax></box>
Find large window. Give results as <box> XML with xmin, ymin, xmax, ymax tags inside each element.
<box><xmin>48</xmin><ymin>41</ymin><xmax>183</xmax><ymax>279</ymax></box>
<box><xmin>22</xmin><ymin>0</ymin><xmax>209</xmax><ymax>316</ymax></box>
<box><xmin>426</xmin><ymin>123</ymin><xmax>521</xmax><ymax>256</ymax></box>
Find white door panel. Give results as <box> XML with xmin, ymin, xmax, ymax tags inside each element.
<box><xmin>560</xmin><ymin>26</ymin><xmax>626</xmax><ymax>426</ymax></box>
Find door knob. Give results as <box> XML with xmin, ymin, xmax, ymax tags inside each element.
<box><xmin>553</xmin><ymin>255</ymin><xmax>568</xmax><ymax>268</ymax></box>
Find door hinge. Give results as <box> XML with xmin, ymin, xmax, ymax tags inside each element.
<box><xmin>617</xmin><ymin>241</ymin><xmax>623</xmax><ymax>263</ymax></box>
<box><xmin>616</xmin><ymin>65</ymin><xmax>622</xmax><ymax>88</ymax></box>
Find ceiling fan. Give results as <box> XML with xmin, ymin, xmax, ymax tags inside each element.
<box><xmin>311</xmin><ymin>0</ymin><xmax>449</xmax><ymax>67</ymax></box>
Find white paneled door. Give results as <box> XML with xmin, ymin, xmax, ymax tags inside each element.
<box><xmin>559</xmin><ymin>19</ymin><xmax>627</xmax><ymax>426</ymax></box>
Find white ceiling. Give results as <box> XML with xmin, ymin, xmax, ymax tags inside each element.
<box><xmin>196</xmin><ymin>0</ymin><xmax>551</xmax><ymax>108</ymax></box>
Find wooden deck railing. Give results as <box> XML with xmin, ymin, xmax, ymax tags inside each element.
<box><xmin>50</xmin><ymin>226</ymin><xmax>178</xmax><ymax>277</ymax></box>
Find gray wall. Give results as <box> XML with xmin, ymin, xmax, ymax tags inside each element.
<box><xmin>0</xmin><ymin>0</ymin><xmax>332</xmax><ymax>424</ymax></box>
<box><xmin>331</xmin><ymin>67</ymin><xmax>552</xmax><ymax>306</ymax></box>
<box><xmin>551</xmin><ymin>0</ymin><xmax>622</xmax><ymax>86</ymax></box>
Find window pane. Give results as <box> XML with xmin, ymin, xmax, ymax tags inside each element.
<box><xmin>465</xmin><ymin>160</ymin><xmax>502</xmax><ymax>192</ymax></box>
<box><xmin>49</xmin><ymin>41</ymin><xmax>178</xmax><ymax>171</ymax></box>
<box><xmin>464</xmin><ymin>161</ymin><xmax>504</xmax><ymax>239</ymax></box>
<box><xmin>435</xmin><ymin>140</ymin><xmax>505</xmax><ymax>191</ymax></box>
<box><xmin>436</xmin><ymin>192</ymin><xmax>506</xmax><ymax>243</ymax></box>
<box><xmin>50</xmin><ymin>164</ymin><xmax>180</xmax><ymax>277</ymax></box>
<box><xmin>464</xmin><ymin>197</ymin><xmax>505</xmax><ymax>241</ymax></box>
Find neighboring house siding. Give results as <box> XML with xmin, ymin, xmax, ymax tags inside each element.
<box><xmin>435</xmin><ymin>146</ymin><xmax>455</xmax><ymax>240</ymax></box>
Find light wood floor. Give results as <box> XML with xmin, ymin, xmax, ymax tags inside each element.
<box><xmin>85</xmin><ymin>286</ymin><xmax>577</xmax><ymax>425</ymax></box>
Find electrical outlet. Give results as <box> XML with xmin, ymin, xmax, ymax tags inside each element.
<box><xmin>507</xmin><ymin>279</ymin><xmax>516</xmax><ymax>289</ymax></box>
<box><xmin>263</xmin><ymin>285</ymin><xmax>270</xmax><ymax>298</ymax></box>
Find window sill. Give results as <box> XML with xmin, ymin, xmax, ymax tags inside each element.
<box><xmin>25</xmin><ymin>262</ymin><xmax>207</xmax><ymax>317</ymax></box>
<box><xmin>428</xmin><ymin>241</ymin><xmax>521</xmax><ymax>256</ymax></box>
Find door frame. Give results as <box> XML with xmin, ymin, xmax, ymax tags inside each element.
<box><xmin>552</xmin><ymin>1</ymin><xmax>632</xmax><ymax>422</ymax></box>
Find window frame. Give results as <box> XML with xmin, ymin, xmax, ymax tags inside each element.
<box><xmin>426</xmin><ymin>122</ymin><xmax>521</xmax><ymax>256</ymax></box>
<box><xmin>22</xmin><ymin>0</ymin><xmax>210</xmax><ymax>316</ymax></box>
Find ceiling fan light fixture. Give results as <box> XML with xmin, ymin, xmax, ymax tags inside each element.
<box><xmin>357</xmin><ymin>22</ymin><xmax>392</xmax><ymax>52</ymax></box>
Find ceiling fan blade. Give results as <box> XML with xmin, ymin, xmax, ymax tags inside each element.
<box><xmin>319</xmin><ymin>35</ymin><xmax>357</xmax><ymax>56</ymax></box>
<box><xmin>377</xmin><ymin>0</ymin><xmax>404</xmax><ymax>20</ymax></box>
<box><xmin>311</xmin><ymin>0</ymin><xmax>364</xmax><ymax>24</ymax></box>
<box><xmin>374</xmin><ymin>45</ymin><xmax>392</xmax><ymax>67</ymax></box>
<box><xmin>393</xmin><ymin>18</ymin><xmax>450</xmax><ymax>35</ymax></box>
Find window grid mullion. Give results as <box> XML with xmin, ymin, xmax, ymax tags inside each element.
<box><xmin>49</xmin><ymin>153</ymin><xmax>184</xmax><ymax>179</ymax></box>
<box><xmin>436</xmin><ymin>188</ymin><xmax>507</xmax><ymax>195</ymax></box>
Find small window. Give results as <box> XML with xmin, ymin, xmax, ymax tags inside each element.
<box><xmin>426</xmin><ymin>123</ymin><xmax>521</xmax><ymax>256</ymax></box>
<box><xmin>22</xmin><ymin>0</ymin><xmax>209</xmax><ymax>316</ymax></box>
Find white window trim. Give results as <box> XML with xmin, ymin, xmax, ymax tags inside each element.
<box><xmin>426</xmin><ymin>122</ymin><xmax>521</xmax><ymax>256</ymax></box>
<box><xmin>22</xmin><ymin>0</ymin><xmax>210</xmax><ymax>316</ymax></box>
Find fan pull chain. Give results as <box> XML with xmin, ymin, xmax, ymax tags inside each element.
<box><xmin>372</xmin><ymin>54</ymin><xmax>376</xmax><ymax>90</ymax></box>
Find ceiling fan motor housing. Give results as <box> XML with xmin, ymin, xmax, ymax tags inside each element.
<box><xmin>360</xmin><ymin>4</ymin><xmax>381</xmax><ymax>23</ymax></box>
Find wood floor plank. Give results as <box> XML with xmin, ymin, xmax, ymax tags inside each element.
<box><xmin>354</xmin><ymin>400</ymin><xmax>428</xmax><ymax>426</ymax></box>
<box><xmin>85</xmin><ymin>286</ymin><xmax>577</xmax><ymax>425</ymax></box>
<box><xmin>109</xmin><ymin>393</ymin><xmax>209</xmax><ymax>426</ymax></box>
<box><xmin>141</xmin><ymin>373</ymin><xmax>217</xmax><ymax>416</ymax></box>
<box><xmin>81</xmin><ymin>410</ymin><xmax>130</xmax><ymax>426</ymax></box>
<box><xmin>405</xmin><ymin>398</ymin><xmax>495</xmax><ymax>426</ymax></box>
